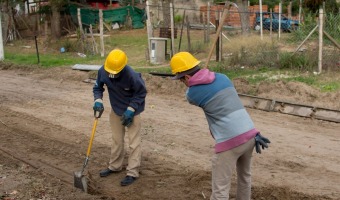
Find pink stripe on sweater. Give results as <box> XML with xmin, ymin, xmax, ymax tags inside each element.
<box><xmin>215</xmin><ymin>129</ymin><xmax>259</xmax><ymax>153</ymax></box>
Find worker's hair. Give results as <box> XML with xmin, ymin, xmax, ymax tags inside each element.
<box><xmin>187</xmin><ymin>66</ymin><xmax>200</xmax><ymax>76</ymax></box>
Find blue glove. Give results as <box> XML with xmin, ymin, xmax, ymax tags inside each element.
<box><xmin>121</xmin><ymin>108</ymin><xmax>135</xmax><ymax>127</ymax></box>
<box><xmin>93</xmin><ymin>99</ymin><xmax>104</xmax><ymax>112</ymax></box>
<box><xmin>254</xmin><ymin>133</ymin><xmax>271</xmax><ymax>154</ymax></box>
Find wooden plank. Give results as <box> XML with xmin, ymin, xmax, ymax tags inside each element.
<box><xmin>72</xmin><ymin>64</ymin><xmax>101</xmax><ymax>71</ymax></box>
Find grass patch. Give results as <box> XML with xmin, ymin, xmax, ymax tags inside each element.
<box><xmin>285</xmin><ymin>75</ymin><xmax>340</xmax><ymax>92</ymax></box>
<box><xmin>209</xmin><ymin>65</ymin><xmax>340</xmax><ymax>92</ymax></box>
<box><xmin>4</xmin><ymin>51</ymin><xmax>104</xmax><ymax>68</ymax></box>
<box><xmin>279</xmin><ymin>52</ymin><xmax>318</xmax><ymax>71</ymax></box>
<box><xmin>222</xmin><ymin>35</ymin><xmax>279</xmax><ymax>68</ymax></box>
<box><xmin>320</xmin><ymin>82</ymin><xmax>340</xmax><ymax>92</ymax></box>
<box><xmin>284</xmin><ymin>75</ymin><xmax>317</xmax><ymax>85</ymax></box>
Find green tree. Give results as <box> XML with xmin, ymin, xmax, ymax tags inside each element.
<box><xmin>304</xmin><ymin>0</ymin><xmax>323</xmax><ymax>12</ymax></box>
<box><xmin>304</xmin><ymin>0</ymin><xmax>339</xmax><ymax>13</ymax></box>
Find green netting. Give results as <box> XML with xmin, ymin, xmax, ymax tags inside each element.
<box><xmin>66</xmin><ymin>4</ymin><xmax>145</xmax><ymax>29</ymax></box>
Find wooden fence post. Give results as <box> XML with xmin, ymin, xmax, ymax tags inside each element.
<box><xmin>99</xmin><ymin>9</ymin><xmax>104</xmax><ymax>57</ymax></box>
<box><xmin>170</xmin><ymin>3</ymin><xmax>175</xmax><ymax>56</ymax></box>
<box><xmin>186</xmin><ymin>16</ymin><xmax>191</xmax><ymax>52</ymax></box>
<box><xmin>298</xmin><ymin>0</ymin><xmax>302</xmax><ymax>24</ymax></box>
<box><xmin>318</xmin><ymin>8</ymin><xmax>324</xmax><ymax>74</ymax></box>
<box><xmin>0</xmin><ymin>10</ymin><xmax>4</xmax><ymax>61</ymax></box>
<box><xmin>207</xmin><ymin>2</ymin><xmax>210</xmax><ymax>43</ymax></box>
<box><xmin>278</xmin><ymin>2</ymin><xmax>282</xmax><ymax>39</ymax></box>
<box><xmin>77</xmin><ymin>8</ymin><xmax>84</xmax><ymax>35</ymax></box>
<box><xmin>146</xmin><ymin>1</ymin><xmax>153</xmax><ymax>61</ymax></box>
<box><xmin>259</xmin><ymin>0</ymin><xmax>263</xmax><ymax>40</ymax></box>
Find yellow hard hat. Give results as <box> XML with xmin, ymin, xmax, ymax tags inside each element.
<box><xmin>104</xmin><ymin>49</ymin><xmax>128</xmax><ymax>74</ymax></box>
<box><xmin>170</xmin><ymin>52</ymin><xmax>201</xmax><ymax>74</ymax></box>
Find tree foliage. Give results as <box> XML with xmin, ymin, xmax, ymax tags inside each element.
<box><xmin>304</xmin><ymin>0</ymin><xmax>339</xmax><ymax>13</ymax></box>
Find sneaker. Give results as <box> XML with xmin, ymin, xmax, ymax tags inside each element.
<box><xmin>99</xmin><ymin>168</ymin><xmax>120</xmax><ymax>177</ymax></box>
<box><xmin>120</xmin><ymin>176</ymin><xmax>136</xmax><ymax>186</ymax></box>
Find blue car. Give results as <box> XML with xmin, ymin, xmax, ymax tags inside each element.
<box><xmin>254</xmin><ymin>12</ymin><xmax>299</xmax><ymax>32</ymax></box>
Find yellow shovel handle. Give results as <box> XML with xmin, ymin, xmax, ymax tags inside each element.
<box><xmin>86</xmin><ymin>118</ymin><xmax>98</xmax><ymax>157</ymax></box>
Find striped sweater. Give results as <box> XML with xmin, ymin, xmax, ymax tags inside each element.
<box><xmin>186</xmin><ymin>69</ymin><xmax>258</xmax><ymax>153</ymax></box>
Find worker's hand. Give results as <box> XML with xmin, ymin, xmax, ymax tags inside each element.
<box><xmin>254</xmin><ymin>133</ymin><xmax>270</xmax><ymax>154</ymax></box>
<box><xmin>121</xmin><ymin>107</ymin><xmax>135</xmax><ymax>127</ymax></box>
<box><xmin>93</xmin><ymin>99</ymin><xmax>104</xmax><ymax>112</ymax></box>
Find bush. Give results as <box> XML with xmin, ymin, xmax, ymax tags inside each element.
<box><xmin>279</xmin><ymin>52</ymin><xmax>317</xmax><ymax>71</ymax></box>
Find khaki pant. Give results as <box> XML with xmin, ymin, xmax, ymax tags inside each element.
<box><xmin>210</xmin><ymin>139</ymin><xmax>255</xmax><ymax>200</ymax></box>
<box><xmin>108</xmin><ymin>110</ymin><xmax>142</xmax><ymax>177</ymax></box>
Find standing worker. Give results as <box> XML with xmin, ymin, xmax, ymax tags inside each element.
<box><xmin>93</xmin><ymin>49</ymin><xmax>147</xmax><ymax>186</ymax></box>
<box><xmin>169</xmin><ymin>52</ymin><xmax>270</xmax><ymax>199</ymax></box>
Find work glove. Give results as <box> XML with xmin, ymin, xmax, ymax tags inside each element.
<box><xmin>93</xmin><ymin>99</ymin><xmax>104</xmax><ymax>112</ymax></box>
<box><xmin>121</xmin><ymin>107</ymin><xmax>135</xmax><ymax>127</ymax></box>
<box><xmin>254</xmin><ymin>133</ymin><xmax>271</xmax><ymax>154</ymax></box>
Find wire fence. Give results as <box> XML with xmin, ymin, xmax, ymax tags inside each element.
<box><xmin>147</xmin><ymin>2</ymin><xmax>340</xmax><ymax>72</ymax></box>
<box><xmin>1</xmin><ymin>2</ymin><xmax>339</xmax><ymax>72</ymax></box>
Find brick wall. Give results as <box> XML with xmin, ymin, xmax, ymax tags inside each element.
<box><xmin>200</xmin><ymin>4</ymin><xmax>299</xmax><ymax>27</ymax></box>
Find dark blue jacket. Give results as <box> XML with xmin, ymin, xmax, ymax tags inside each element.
<box><xmin>93</xmin><ymin>65</ymin><xmax>147</xmax><ymax>116</ymax></box>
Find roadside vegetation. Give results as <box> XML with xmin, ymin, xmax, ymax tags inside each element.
<box><xmin>2</xmin><ymin>29</ymin><xmax>339</xmax><ymax>93</ymax></box>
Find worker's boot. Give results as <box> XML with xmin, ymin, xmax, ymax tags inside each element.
<box><xmin>120</xmin><ymin>175</ymin><xmax>136</xmax><ymax>186</ymax></box>
<box><xmin>99</xmin><ymin>168</ymin><xmax>120</xmax><ymax>177</ymax></box>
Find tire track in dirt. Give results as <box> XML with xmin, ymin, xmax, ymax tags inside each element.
<box><xmin>0</xmin><ymin>106</ymin><xmax>212</xmax><ymax>199</ymax></box>
<box><xmin>1</xmin><ymin>105</ymin><xmax>332</xmax><ymax>200</ymax></box>
<box><xmin>1</xmin><ymin>68</ymin><xmax>338</xmax><ymax>199</ymax></box>
<box><xmin>0</xmin><ymin>106</ymin><xmax>108</xmax><ymax>176</ymax></box>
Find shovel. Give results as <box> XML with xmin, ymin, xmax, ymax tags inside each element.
<box><xmin>74</xmin><ymin>109</ymin><xmax>103</xmax><ymax>193</ymax></box>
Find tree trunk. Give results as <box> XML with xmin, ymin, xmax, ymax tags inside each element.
<box><xmin>237</xmin><ymin>0</ymin><xmax>250</xmax><ymax>35</ymax></box>
<box><xmin>162</xmin><ymin>0</ymin><xmax>171</xmax><ymax>28</ymax></box>
<box><xmin>51</xmin><ymin>4</ymin><xmax>61</xmax><ymax>39</ymax></box>
<box><xmin>288</xmin><ymin>1</ymin><xmax>292</xmax><ymax>18</ymax></box>
<box><xmin>1</xmin><ymin>3</ymin><xmax>9</xmax><ymax>42</ymax></box>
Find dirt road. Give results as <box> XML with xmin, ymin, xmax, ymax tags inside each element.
<box><xmin>0</xmin><ymin>67</ymin><xmax>339</xmax><ymax>200</ymax></box>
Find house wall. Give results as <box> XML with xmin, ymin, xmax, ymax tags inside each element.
<box><xmin>200</xmin><ymin>4</ymin><xmax>300</xmax><ymax>28</ymax></box>
<box><xmin>149</xmin><ymin>1</ymin><xmax>298</xmax><ymax>28</ymax></box>
<box><xmin>200</xmin><ymin>4</ymin><xmax>269</xmax><ymax>27</ymax></box>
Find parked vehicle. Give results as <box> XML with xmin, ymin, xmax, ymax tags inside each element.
<box><xmin>254</xmin><ymin>12</ymin><xmax>299</xmax><ymax>32</ymax></box>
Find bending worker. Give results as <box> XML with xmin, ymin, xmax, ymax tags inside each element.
<box><xmin>93</xmin><ymin>49</ymin><xmax>147</xmax><ymax>186</ymax></box>
<box><xmin>169</xmin><ymin>52</ymin><xmax>270</xmax><ymax>199</ymax></box>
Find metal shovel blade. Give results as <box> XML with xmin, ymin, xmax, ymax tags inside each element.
<box><xmin>74</xmin><ymin>114</ymin><xmax>102</xmax><ymax>193</ymax></box>
<box><xmin>74</xmin><ymin>171</ymin><xmax>88</xmax><ymax>193</ymax></box>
